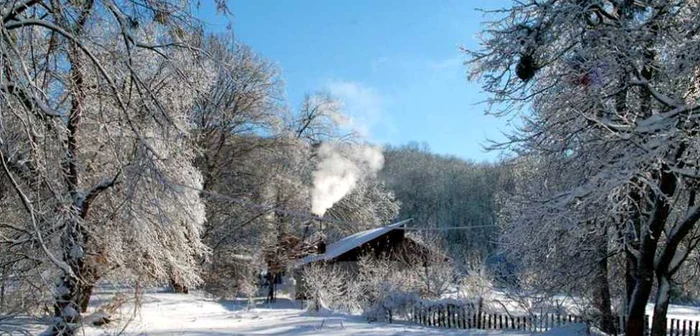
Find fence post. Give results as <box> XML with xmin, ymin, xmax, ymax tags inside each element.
<box><xmin>643</xmin><ymin>315</ymin><xmax>649</xmax><ymax>336</ymax></box>
<box><xmin>433</xmin><ymin>305</ymin><xmax>437</xmax><ymax>327</ymax></box>
<box><xmin>436</xmin><ymin>305</ymin><xmax>440</xmax><ymax>327</ymax></box>
<box><xmin>428</xmin><ymin>306</ymin><xmax>432</xmax><ymax>326</ymax></box>
<box><xmin>458</xmin><ymin>305</ymin><xmax>462</xmax><ymax>329</ymax></box>
<box><xmin>671</xmin><ymin>318</ymin><xmax>676</xmax><ymax>335</ymax></box>
<box><xmin>477</xmin><ymin>297</ymin><xmax>483</xmax><ymax>329</ymax></box>
<box><xmin>440</xmin><ymin>304</ymin><xmax>445</xmax><ymax>327</ymax></box>
<box><xmin>432</xmin><ymin>306</ymin><xmax>436</xmax><ymax>327</ymax></box>
<box><xmin>441</xmin><ymin>304</ymin><xmax>446</xmax><ymax>327</ymax></box>
<box><xmin>446</xmin><ymin>304</ymin><xmax>451</xmax><ymax>328</ymax></box>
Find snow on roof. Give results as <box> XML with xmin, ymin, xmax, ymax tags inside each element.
<box><xmin>293</xmin><ymin>219</ymin><xmax>412</xmax><ymax>268</ymax></box>
<box><xmin>293</xmin><ymin>219</ymin><xmax>411</xmax><ymax>267</ymax></box>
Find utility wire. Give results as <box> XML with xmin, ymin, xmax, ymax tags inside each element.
<box><xmin>397</xmin><ymin>225</ymin><xmax>499</xmax><ymax>230</ymax></box>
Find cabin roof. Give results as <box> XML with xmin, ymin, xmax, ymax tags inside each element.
<box><xmin>293</xmin><ymin>219</ymin><xmax>412</xmax><ymax>268</ymax></box>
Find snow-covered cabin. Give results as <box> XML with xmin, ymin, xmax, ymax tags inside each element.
<box><xmin>291</xmin><ymin>219</ymin><xmax>442</xmax><ymax>299</ymax></box>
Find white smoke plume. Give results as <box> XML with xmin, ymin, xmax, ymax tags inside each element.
<box><xmin>311</xmin><ymin>143</ymin><xmax>384</xmax><ymax>216</ymax></box>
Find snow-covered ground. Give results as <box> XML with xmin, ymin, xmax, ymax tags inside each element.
<box><xmin>645</xmin><ymin>303</ymin><xmax>700</xmax><ymax>322</ymax></box>
<box><xmin>77</xmin><ymin>290</ymin><xmax>542</xmax><ymax>336</ymax></box>
<box><xmin>444</xmin><ymin>287</ymin><xmax>700</xmax><ymax>322</ymax></box>
<box><xmin>15</xmin><ymin>288</ymin><xmax>698</xmax><ymax>335</ymax></box>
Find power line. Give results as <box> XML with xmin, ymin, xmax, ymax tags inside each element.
<box><xmin>397</xmin><ymin>225</ymin><xmax>499</xmax><ymax>230</ymax></box>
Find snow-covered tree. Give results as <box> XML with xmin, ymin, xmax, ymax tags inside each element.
<box><xmin>289</xmin><ymin>92</ymin><xmax>356</xmax><ymax>144</ymax></box>
<box><xmin>467</xmin><ymin>1</ymin><xmax>700</xmax><ymax>335</ymax></box>
<box><xmin>380</xmin><ymin>144</ymin><xmax>502</xmax><ymax>260</ymax></box>
<box><xmin>1</xmin><ymin>1</ymin><xmax>222</xmax><ymax>334</ymax></box>
<box><xmin>192</xmin><ymin>60</ymin><xmax>400</xmax><ymax>297</ymax></box>
<box><xmin>497</xmin><ymin>155</ymin><xmax>617</xmax><ymax>332</ymax></box>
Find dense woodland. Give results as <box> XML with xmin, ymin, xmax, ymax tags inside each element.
<box><xmin>1</xmin><ymin>1</ymin><xmax>700</xmax><ymax>336</ymax></box>
<box><xmin>381</xmin><ymin>144</ymin><xmax>502</xmax><ymax>261</ymax></box>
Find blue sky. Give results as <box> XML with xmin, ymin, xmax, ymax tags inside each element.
<box><xmin>195</xmin><ymin>0</ymin><xmax>513</xmax><ymax>162</ymax></box>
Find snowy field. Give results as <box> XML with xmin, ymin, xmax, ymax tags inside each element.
<box><xmin>70</xmin><ymin>290</ymin><xmax>586</xmax><ymax>336</ymax></box>
<box><xmin>13</xmin><ymin>288</ymin><xmax>697</xmax><ymax>335</ymax></box>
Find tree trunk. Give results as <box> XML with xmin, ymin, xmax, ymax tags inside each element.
<box><xmin>627</xmin><ymin>166</ymin><xmax>678</xmax><ymax>336</ymax></box>
<box><xmin>625</xmin><ymin>248</ymin><xmax>638</xmax><ymax>308</ymax></box>
<box><xmin>592</xmin><ymin>228</ymin><xmax>615</xmax><ymax>334</ymax></box>
<box><xmin>0</xmin><ymin>265</ymin><xmax>6</xmax><ymax>313</ymax></box>
<box><xmin>626</xmin><ymin>265</ymin><xmax>654</xmax><ymax>336</ymax></box>
<box><xmin>650</xmin><ymin>275</ymin><xmax>671</xmax><ymax>336</ymax></box>
<box><xmin>79</xmin><ymin>282</ymin><xmax>95</xmax><ymax>313</ymax></box>
<box><xmin>52</xmin><ymin>220</ymin><xmax>87</xmax><ymax>336</ymax></box>
<box><xmin>171</xmin><ymin>277</ymin><xmax>189</xmax><ymax>294</ymax></box>
<box><xmin>51</xmin><ymin>2</ymin><xmax>95</xmax><ymax>332</ymax></box>
<box><xmin>53</xmin><ymin>273</ymin><xmax>80</xmax><ymax>336</ymax></box>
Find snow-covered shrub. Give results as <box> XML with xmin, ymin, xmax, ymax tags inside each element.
<box><xmin>456</xmin><ymin>261</ymin><xmax>494</xmax><ymax>300</ymax></box>
<box><xmin>414</xmin><ymin>259</ymin><xmax>454</xmax><ymax>298</ymax></box>
<box><xmin>300</xmin><ymin>263</ymin><xmax>354</xmax><ymax>312</ymax></box>
<box><xmin>396</xmin><ymin>235</ymin><xmax>457</xmax><ymax>298</ymax></box>
<box><xmin>355</xmin><ymin>255</ymin><xmax>422</xmax><ymax>321</ymax></box>
<box><xmin>202</xmin><ymin>253</ymin><xmax>259</xmax><ymax>299</ymax></box>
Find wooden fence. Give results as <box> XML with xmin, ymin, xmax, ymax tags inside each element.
<box><xmin>611</xmin><ymin>315</ymin><xmax>700</xmax><ymax>336</ymax></box>
<box><xmin>406</xmin><ymin>302</ymin><xmax>700</xmax><ymax>335</ymax></box>
<box><xmin>408</xmin><ymin>301</ymin><xmax>582</xmax><ymax>332</ymax></box>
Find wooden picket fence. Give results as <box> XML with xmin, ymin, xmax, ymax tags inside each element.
<box><xmin>408</xmin><ymin>301</ymin><xmax>583</xmax><ymax>332</ymax></box>
<box><xmin>611</xmin><ymin>315</ymin><xmax>700</xmax><ymax>336</ymax></box>
<box><xmin>406</xmin><ymin>303</ymin><xmax>700</xmax><ymax>335</ymax></box>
